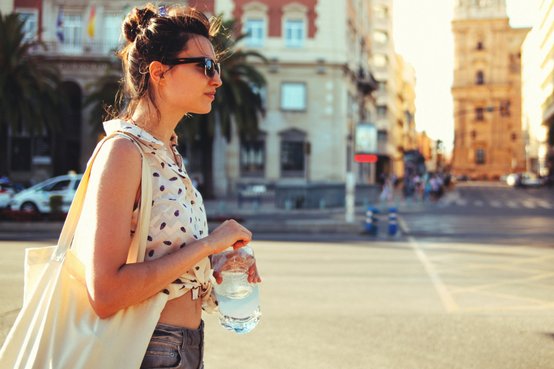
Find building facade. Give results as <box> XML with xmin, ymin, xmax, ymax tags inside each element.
<box><xmin>521</xmin><ymin>0</ymin><xmax>554</xmax><ymax>177</ymax></box>
<box><xmin>451</xmin><ymin>0</ymin><xmax>528</xmax><ymax>180</ymax></box>
<box><xmin>9</xmin><ymin>0</ymin><xmax>130</xmax><ymax>184</ymax></box>
<box><xmin>211</xmin><ymin>0</ymin><xmax>383</xmax><ymax>196</ymax></box>
<box><xmin>7</xmin><ymin>0</ymin><xmax>419</xmax><ymax>199</ymax></box>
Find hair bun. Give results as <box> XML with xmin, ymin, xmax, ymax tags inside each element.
<box><xmin>122</xmin><ymin>6</ymin><xmax>157</xmax><ymax>43</ymax></box>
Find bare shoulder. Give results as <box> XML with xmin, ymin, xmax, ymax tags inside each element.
<box><xmin>89</xmin><ymin>135</ymin><xmax>142</xmax><ymax>192</ymax></box>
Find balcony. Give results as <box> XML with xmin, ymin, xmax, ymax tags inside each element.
<box><xmin>356</xmin><ymin>67</ymin><xmax>378</xmax><ymax>96</ymax></box>
<box><xmin>30</xmin><ymin>40</ymin><xmax>120</xmax><ymax>59</ymax></box>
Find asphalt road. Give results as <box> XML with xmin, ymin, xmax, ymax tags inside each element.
<box><xmin>2</xmin><ymin>235</ymin><xmax>554</xmax><ymax>368</ymax></box>
<box><xmin>399</xmin><ymin>182</ymin><xmax>554</xmax><ymax>247</ymax></box>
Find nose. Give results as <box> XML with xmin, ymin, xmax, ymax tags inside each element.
<box><xmin>210</xmin><ymin>70</ymin><xmax>222</xmax><ymax>88</ymax></box>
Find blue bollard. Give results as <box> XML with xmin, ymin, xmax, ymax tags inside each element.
<box><xmin>365</xmin><ymin>206</ymin><xmax>379</xmax><ymax>235</ymax></box>
<box><xmin>388</xmin><ymin>207</ymin><xmax>398</xmax><ymax>236</ymax></box>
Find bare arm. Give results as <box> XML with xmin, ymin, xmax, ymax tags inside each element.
<box><xmin>81</xmin><ymin>137</ymin><xmax>251</xmax><ymax>318</ymax></box>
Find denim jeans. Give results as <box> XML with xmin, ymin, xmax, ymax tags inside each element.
<box><xmin>140</xmin><ymin>321</ymin><xmax>204</xmax><ymax>369</ymax></box>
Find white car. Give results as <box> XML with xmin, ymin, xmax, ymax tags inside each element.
<box><xmin>9</xmin><ymin>174</ymin><xmax>83</xmax><ymax>213</ymax></box>
<box><xmin>506</xmin><ymin>172</ymin><xmax>543</xmax><ymax>187</ymax></box>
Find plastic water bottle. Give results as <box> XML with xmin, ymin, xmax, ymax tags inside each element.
<box><xmin>212</xmin><ymin>245</ymin><xmax>261</xmax><ymax>334</ymax></box>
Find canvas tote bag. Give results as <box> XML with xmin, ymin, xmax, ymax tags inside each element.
<box><xmin>0</xmin><ymin>132</ymin><xmax>169</xmax><ymax>369</ymax></box>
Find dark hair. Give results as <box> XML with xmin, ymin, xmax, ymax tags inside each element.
<box><xmin>116</xmin><ymin>3</ymin><xmax>221</xmax><ymax>120</ymax></box>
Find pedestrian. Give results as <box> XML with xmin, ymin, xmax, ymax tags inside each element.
<box><xmin>2</xmin><ymin>4</ymin><xmax>261</xmax><ymax>369</ymax></box>
<box><xmin>96</xmin><ymin>5</ymin><xmax>261</xmax><ymax>368</ymax></box>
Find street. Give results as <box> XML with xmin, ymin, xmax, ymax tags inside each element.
<box><xmin>1</xmin><ymin>183</ymin><xmax>554</xmax><ymax>368</ymax></box>
<box><xmin>401</xmin><ymin>181</ymin><xmax>554</xmax><ymax>247</ymax></box>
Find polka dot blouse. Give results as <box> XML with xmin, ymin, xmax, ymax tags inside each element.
<box><xmin>104</xmin><ymin>119</ymin><xmax>216</xmax><ymax>312</ymax></box>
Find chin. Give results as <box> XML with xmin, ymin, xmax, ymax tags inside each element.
<box><xmin>192</xmin><ymin>106</ymin><xmax>213</xmax><ymax>115</ymax></box>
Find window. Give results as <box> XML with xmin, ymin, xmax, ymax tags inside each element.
<box><xmin>373</xmin><ymin>54</ymin><xmax>388</xmax><ymax>67</ymax></box>
<box><xmin>10</xmin><ymin>137</ymin><xmax>31</xmax><ymax>171</ymax></box>
<box><xmin>374</xmin><ymin>5</ymin><xmax>388</xmax><ymax>18</ymax></box>
<box><xmin>281</xmin><ymin>83</ymin><xmax>306</xmax><ymax>111</ymax></box>
<box><xmin>475</xmin><ymin>107</ymin><xmax>485</xmax><ymax>120</ymax></box>
<box><xmin>476</xmin><ymin>41</ymin><xmax>484</xmax><ymax>50</ymax></box>
<box><xmin>280</xmin><ymin>129</ymin><xmax>307</xmax><ymax>177</ymax></box>
<box><xmin>471</xmin><ymin>130</ymin><xmax>477</xmax><ymax>139</ymax></box>
<box><xmin>244</xmin><ymin>18</ymin><xmax>265</xmax><ymax>48</ymax></box>
<box><xmin>47</xmin><ymin>180</ymin><xmax>71</xmax><ymax>192</ymax></box>
<box><xmin>476</xmin><ymin>70</ymin><xmax>485</xmax><ymax>85</ymax></box>
<box><xmin>240</xmin><ymin>135</ymin><xmax>266</xmax><ymax>177</ymax></box>
<box><xmin>17</xmin><ymin>10</ymin><xmax>38</xmax><ymax>41</ymax></box>
<box><xmin>377</xmin><ymin>105</ymin><xmax>388</xmax><ymax>118</ymax></box>
<box><xmin>62</xmin><ymin>13</ymin><xmax>83</xmax><ymax>52</ymax></box>
<box><xmin>284</xmin><ymin>19</ymin><xmax>305</xmax><ymax>48</ymax></box>
<box><xmin>475</xmin><ymin>149</ymin><xmax>485</xmax><ymax>164</ymax></box>
<box><xmin>511</xmin><ymin>133</ymin><xmax>517</xmax><ymax>142</ymax></box>
<box><xmin>374</xmin><ymin>31</ymin><xmax>388</xmax><ymax>44</ymax></box>
<box><xmin>500</xmin><ymin>100</ymin><xmax>511</xmax><ymax>116</ymax></box>
<box><xmin>377</xmin><ymin>130</ymin><xmax>388</xmax><ymax>142</ymax></box>
<box><xmin>103</xmin><ymin>13</ymin><xmax>123</xmax><ymax>53</ymax></box>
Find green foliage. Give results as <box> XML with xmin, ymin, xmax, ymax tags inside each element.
<box><xmin>83</xmin><ymin>61</ymin><xmax>122</xmax><ymax>132</ymax></box>
<box><xmin>0</xmin><ymin>12</ymin><xmax>63</xmax><ymax>134</ymax></box>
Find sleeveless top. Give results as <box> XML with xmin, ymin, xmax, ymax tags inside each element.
<box><xmin>104</xmin><ymin>119</ymin><xmax>216</xmax><ymax>312</ymax></box>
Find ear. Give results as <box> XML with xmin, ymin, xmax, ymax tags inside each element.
<box><xmin>149</xmin><ymin>61</ymin><xmax>167</xmax><ymax>84</ymax></box>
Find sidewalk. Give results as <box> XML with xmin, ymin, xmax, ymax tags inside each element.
<box><xmin>0</xmin><ymin>197</ymin><xmax>420</xmax><ymax>237</ymax></box>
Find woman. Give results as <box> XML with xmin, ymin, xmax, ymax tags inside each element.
<box><xmin>76</xmin><ymin>4</ymin><xmax>260</xmax><ymax>368</ymax></box>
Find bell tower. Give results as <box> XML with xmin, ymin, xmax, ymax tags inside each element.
<box><xmin>450</xmin><ymin>0</ymin><xmax>528</xmax><ymax>179</ymax></box>
<box><xmin>453</xmin><ymin>0</ymin><xmax>507</xmax><ymax>21</ymax></box>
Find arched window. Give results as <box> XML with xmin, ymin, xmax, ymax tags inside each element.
<box><xmin>476</xmin><ymin>70</ymin><xmax>485</xmax><ymax>85</ymax></box>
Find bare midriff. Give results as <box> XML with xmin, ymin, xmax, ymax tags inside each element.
<box><xmin>158</xmin><ymin>291</ymin><xmax>203</xmax><ymax>329</ymax></box>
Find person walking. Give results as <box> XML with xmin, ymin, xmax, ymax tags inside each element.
<box><xmin>1</xmin><ymin>4</ymin><xmax>260</xmax><ymax>369</ymax></box>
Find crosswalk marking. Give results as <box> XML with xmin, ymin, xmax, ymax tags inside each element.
<box><xmin>438</xmin><ymin>192</ymin><xmax>553</xmax><ymax>210</ymax></box>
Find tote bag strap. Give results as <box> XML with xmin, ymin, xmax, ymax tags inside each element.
<box><xmin>54</xmin><ymin>132</ymin><xmax>152</xmax><ymax>263</ymax></box>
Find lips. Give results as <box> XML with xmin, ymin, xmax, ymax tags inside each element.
<box><xmin>205</xmin><ymin>92</ymin><xmax>216</xmax><ymax>100</ymax></box>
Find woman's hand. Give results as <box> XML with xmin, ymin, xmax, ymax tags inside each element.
<box><xmin>205</xmin><ymin>219</ymin><xmax>252</xmax><ymax>255</ymax></box>
<box><xmin>213</xmin><ymin>255</ymin><xmax>262</xmax><ymax>284</ymax></box>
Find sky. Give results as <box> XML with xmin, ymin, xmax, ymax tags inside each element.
<box><xmin>393</xmin><ymin>0</ymin><xmax>542</xmax><ymax>153</ymax></box>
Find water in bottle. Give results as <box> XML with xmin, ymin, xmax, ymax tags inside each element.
<box><xmin>212</xmin><ymin>245</ymin><xmax>261</xmax><ymax>334</ymax></box>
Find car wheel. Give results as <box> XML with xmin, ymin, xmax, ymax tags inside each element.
<box><xmin>20</xmin><ymin>202</ymin><xmax>39</xmax><ymax>214</ymax></box>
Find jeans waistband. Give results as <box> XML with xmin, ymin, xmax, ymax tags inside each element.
<box><xmin>153</xmin><ymin>321</ymin><xmax>204</xmax><ymax>347</ymax></box>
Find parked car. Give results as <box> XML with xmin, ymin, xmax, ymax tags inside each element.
<box><xmin>0</xmin><ymin>183</ymin><xmax>15</xmax><ymax>209</ymax></box>
<box><xmin>506</xmin><ymin>172</ymin><xmax>543</xmax><ymax>188</ymax></box>
<box><xmin>8</xmin><ymin>174</ymin><xmax>83</xmax><ymax>213</ymax></box>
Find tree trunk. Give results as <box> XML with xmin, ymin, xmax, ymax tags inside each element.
<box><xmin>0</xmin><ymin>125</ymin><xmax>9</xmax><ymax>176</ymax></box>
<box><xmin>200</xmin><ymin>122</ymin><xmax>215</xmax><ymax>199</ymax></box>
<box><xmin>212</xmin><ymin>119</ymin><xmax>228</xmax><ymax>198</ymax></box>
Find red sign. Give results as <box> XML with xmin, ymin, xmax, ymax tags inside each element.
<box><xmin>354</xmin><ymin>154</ymin><xmax>378</xmax><ymax>163</ymax></box>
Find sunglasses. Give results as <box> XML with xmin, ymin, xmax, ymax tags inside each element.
<box><xmin>164</xmin><ymin>57</ymin><xmax>221</xmax><ymax>78</ymax></box>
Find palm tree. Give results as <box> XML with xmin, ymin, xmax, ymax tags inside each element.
<box><xmin>0</xmin><ymin>12</ymin><xmax>63</xmax><ymax>175</ymax></box>
<box><xmin>83</xmin><ymin>60</ymin><xmax>122</xmax><ymax>134</ymax></box>
<box><xmin>82</xmin><ymin>18</ymin><xmax>267</xmax><ymax>198</ymax></box>
<box><xmin>177</xmin><ymin>19</ymin><xmax>267</xmax><ymax>198</ymax></box>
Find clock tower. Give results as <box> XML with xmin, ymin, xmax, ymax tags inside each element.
<box><xmin>450</xmin><ymin>0</ymin><xmax>529</xmax><ymax>179</ymax></box>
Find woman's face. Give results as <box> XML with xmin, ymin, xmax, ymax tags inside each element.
<box><xmin>160</xmin><ymin>35</ymin><xmax>222</xmax><ymax>115</ymax></box>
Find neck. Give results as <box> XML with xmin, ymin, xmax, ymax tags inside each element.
<box><xmin>131</xmin><ymin>100</ymin><xmax>183</xmax><ymax>147</ymax></box>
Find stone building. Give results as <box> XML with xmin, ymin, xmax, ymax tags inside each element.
<box><xmin>10</xmin><ymin>0</ymin><xmax>129</xmax><ymax>184</ymax></box>
<box><xmin>211</xmin><ymin>0</ymin><xmax>381</xmax><ymax>197</ymax></box>
<box><xmin>8</xmin><ymin>0</ymin><xmax>419</xmax><ymax>200</ymax></box>
<box><xmin>521</xmin><ymin>0</ymin><xmax>554</xmax><ymax>177</ymax></box>
<box><xmin>451</xmin><ymin>0</ymin><xmax>528</xmax><ymax>180</ymax></box>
